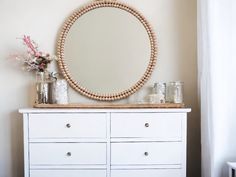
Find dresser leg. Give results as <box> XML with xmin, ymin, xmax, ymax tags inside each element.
<box><xmin>233</xmin><ymin>169</ymin><xmax>235</xmax><ymax>177</ymax></box>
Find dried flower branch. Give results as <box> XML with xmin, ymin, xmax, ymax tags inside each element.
<box><xmin>11</xmin><ymin>35</ymin><xmax>57</xmax><ymax>72</ymax></box>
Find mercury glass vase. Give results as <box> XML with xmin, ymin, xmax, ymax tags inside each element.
<box><xmin>35</xmin><ymin>71</ymin><xmax>50</xmax><ymax>104</ymax></box>
<box><xmin>49</xmin><ymin>78</ymin><xmax>69</xmax><ymax>104</ymax></box>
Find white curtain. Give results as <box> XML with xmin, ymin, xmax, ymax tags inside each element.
<box><xmin>198</xmin><ymin>0</ymin><xmax>236</xmax><ymax>177</ymax></box>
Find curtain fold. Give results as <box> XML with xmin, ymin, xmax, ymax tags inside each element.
<box><xmin>198</xmin><ymin>0</ymin><xmax>236</xmax><ymax>177</ymax></box>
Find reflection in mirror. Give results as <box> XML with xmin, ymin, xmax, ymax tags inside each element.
<box><xmin>64</xmin><ymin>7</ymin><xmax>151</xmax><ymax>94</ymax></box>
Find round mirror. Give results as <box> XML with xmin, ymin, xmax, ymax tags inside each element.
<box><xmin>58</xmin><ymin>1</ymin><xmax>157</xmax><ymax>101</ymax></box>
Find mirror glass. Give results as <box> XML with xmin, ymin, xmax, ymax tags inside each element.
<box><xmin>64</xmin><ymin>7</ymin><xmax>151</xmax><ymax>95</ymax></box>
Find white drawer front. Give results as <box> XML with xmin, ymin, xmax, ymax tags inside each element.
<box><xmin>111</xmin><ymin>142</ymin><xmax>182</xmax><ymax>165</ymax></box>
<box><xmin>111</xmin><ymin>113</ymin><xmax>183</xmax><ymax>140</ymax></box>
<box><xmin>111</xmin><ymin>169</ymin><xmax>182</xmax><ymax>177</ymax></box>
<box><xmin>29</xmin><ymin>113</ymin><xmax>107</xmax><ymax>138</ymax></box>
<box><xmin>30</xmin><ymin>143</ymin><xmax>106</xmax><ymax>165</ymax></box>
<box><xmin>30</xmin><ymin>170</ymin><xmax>106</xmax><ymax>177</ymax></box>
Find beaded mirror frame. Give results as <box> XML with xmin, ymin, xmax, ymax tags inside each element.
<box><xmin>57</xmin><ymin>0</ymin><xmax>157</xmax><ymax>101</ymax></box>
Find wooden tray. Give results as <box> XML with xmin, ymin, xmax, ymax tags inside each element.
<box><xmin>34</xmin><ymin>103</ymin><xmax>185</xmax><ymax>109</ymax></box>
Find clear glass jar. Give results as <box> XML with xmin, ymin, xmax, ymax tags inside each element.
<box><xmin>167</xmin><ymin>81</ymin><xmax>184</xmax><ymax>103</ymax></box>
<box><xmin>148</xmin><ymin>82</ymin><xmax>166</xmax><ymax>104</ymax></box>
<box><xmin>35</xmin><ymin>71</ymin><xmax>51</xmax><ymax>104</ymax></box>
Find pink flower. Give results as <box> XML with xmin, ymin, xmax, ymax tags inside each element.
<box><xmin>35</xmin><ymin>51</ymin><xmax>42</xmax><ymax>58</ymax></box>
<box><xmin>23</xmin><ymin>35</ymin><xmax>39</xmax><ymax>56</ymax></box>
<box><xmin>10</xmin><ymin>35</ymin><xmax>57</xmax><ymax>73</ymax></box>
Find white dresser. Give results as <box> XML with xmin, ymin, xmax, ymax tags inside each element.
<box><xmin>19</xmin><ymin>108</ymin><xmax>191</xmax><ymax>177</ymax></box>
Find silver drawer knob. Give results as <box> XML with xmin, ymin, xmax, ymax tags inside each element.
<box><xmin>66</xmin><ymin>152</ymin><xmax>72</xmax><ymax>157</ymax></box>
<box><xmin>66</xmin><ymin>123</ymin><xmax>71</xmax><ymax>128</ymax></box>
<box><xmin>144</xmin><ymin>152</ymin><xmax>149</xmax><ymax>156</ymax></box>
<box><xmin>145</xmin><ymin>123</ymin><xmax>149</xmax><ymax>127</ymax></box>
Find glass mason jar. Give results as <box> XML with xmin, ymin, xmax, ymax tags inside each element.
<box><xmin>35</xmin><ymin>71</ymin><xmax>50</xmax><ymax>104</ymax></box>
<box><xmin>166</xmin><ymin>81</ymin><xmax>184</xmax><ymax>103</ymax></box>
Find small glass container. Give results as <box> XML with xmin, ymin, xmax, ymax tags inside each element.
<box><xmin>49</xmin><ymin>73</ymin><xmax>69</xmax><ymax>104</ymax></box>
<box><xmin>148</xmin><ymin>82</ymin><xmax>166</xmax><ymax>104</ymax></box>
<box><xmin>167</xmin><ymin>81</ymin><xmax>184</xmax><ymax>103</ymax></box>
<box><xmin>35</xmin><ymin>71</ymin><xmax>51</xmax><ymax>104</ymax></box>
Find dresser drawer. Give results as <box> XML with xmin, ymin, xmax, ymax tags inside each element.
<box><xmin>29</xmin><ymin>113</ymin><xmax>107</xmax><ymax>139</ymax></box>
<box><xmin>30</xmin><ymin>143</ymin><xmax>106</xmax><ymax>165</ymax></box>
<box><xmin>111</xmin><ymin>169</ymin><xmax>182</xmax><ymax>177</ymax></box>
<box><xmin>111</xmin><ymin>142</ymin><xmax>182</xmax><ymax>165</ymax></box>
<box><xmin>111</xmin><ymin>113</ymin><xmax>183</xmax><ymax>140</ymax></box>
<box><xmin>30</xmin><ymin>170</ymin><xmax>106</xmax><ymax>177</ymax></box>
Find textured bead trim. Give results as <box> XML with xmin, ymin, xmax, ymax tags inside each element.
<box><xmin>57</xmin><ymin>0</ymin><xmax>157</xmax><ymax>101</ymax></box>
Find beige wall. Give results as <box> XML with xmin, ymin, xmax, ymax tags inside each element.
<box><xmin>0</xmin><ymin>0</ymin><xmax>200</xmax><ymax>177</ymax></box>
